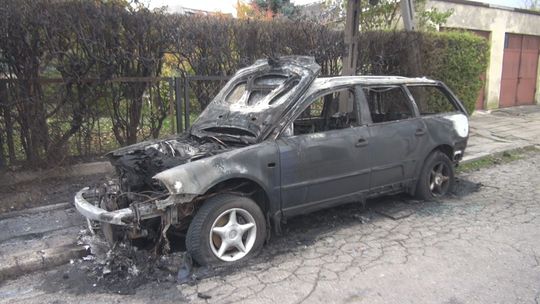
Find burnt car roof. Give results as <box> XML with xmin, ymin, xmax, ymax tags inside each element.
<box><xmin>308</xmin><ymin>76</ymin><xmax>438</xmax><ymax>91</ymax></box>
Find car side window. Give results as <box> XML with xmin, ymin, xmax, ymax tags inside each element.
<box><xmin>363</xmin><ymin>86</ymin><xmax>413</xmax><ymax>123</ymax></box>
<box><xmin>407</xmin><ymin>85</ymin><xmax>458</xmax><ymax>115</ymax></box>
<box><xmin>291</xmin><ymin>89</ymin><xmax>357</xmax><ymax>135</ymax></box>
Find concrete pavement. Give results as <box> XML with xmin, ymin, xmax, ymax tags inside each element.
<box><xmin>0</xmin><ymin>205</ymin><xmax>88</xmax><ymax>281</ymax></box>
<box><xmin>464</xmin><ymin>105</ymin><xmax>540</xmax><ymax>162</ymax></box>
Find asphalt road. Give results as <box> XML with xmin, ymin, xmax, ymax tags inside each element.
<box><xmin>1</xmin><ymin>153</ymin><xmax>539</xmax><ymax>304</ymax></box>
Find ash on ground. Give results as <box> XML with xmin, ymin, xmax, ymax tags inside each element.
<box><xmin>40</xmin><ymin>229</ymin><xmax>242</xmax><ymax>295</ymax></box>
<box><xmin>66</xmin><ymin>230</ymin><xmax>183</xmax><ymax>294</ymax></box>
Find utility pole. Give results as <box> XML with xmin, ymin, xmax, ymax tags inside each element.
<box><xmin>342</xmin><ymin>0</ymin><xmax>360</xmax><ymax>77</ymax></box>
<box><xmin>339</xmin><ymin>0</ymin><xmax>417</xmax><ymax>112</ymax></box>
<box><xmin>400</xmin><ymin>0</ymin><xmax>416</xmax><ymax>31</ymax></box>
<box><xmin>400</xmin><ymin>0</ymin><xmax>420</xmax><ymax>76</ymax></box>
<box><xmin>340</xmin><ymin>0</ymin><xmax>361</xmax><ymax>112</ymax></box>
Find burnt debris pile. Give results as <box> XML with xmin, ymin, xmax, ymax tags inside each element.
<box><xmin>75</xmin><ymin>230</ymin><xmax>184</xmax><ymax>293</ymax></box>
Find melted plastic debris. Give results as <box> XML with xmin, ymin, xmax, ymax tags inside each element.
<box><xmin>73</xmin><ymin>229</ymin><xmax>186</xmax><ymax>294</ymax></box>
<box><xmin>70</xmin><ymin>230</ymin><xmax>245</xmax><ymax>293</ymax></box>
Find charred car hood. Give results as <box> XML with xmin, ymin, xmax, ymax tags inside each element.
<box><xmin>191</xmin><ymin>56</ymin><xmax>321</xmax><ymax>141</ymax></box>
<box><xmin>107</xmin><ymin>134</ymin><xmax>231</xmax><ymax>192</ymax></box>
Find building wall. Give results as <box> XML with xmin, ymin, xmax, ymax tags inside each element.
<box><xmin>427</xmin><ymin>0</ymin><xmax>540</xmax><ymax>109</ymax></box>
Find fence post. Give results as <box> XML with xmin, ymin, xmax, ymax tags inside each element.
<box><xmin>1</xmin><ymin>83</ymin><xmax>15</xmax><ymax>165</ymax></box>
<box><xmin>175</xmin><ymin>77</ymin><xmax>183</xmax><ymax>133</ymax></box>
<box><xmin>0</xmin><ymin>131</ymin><xmax>4</xmax><ymax>170</ymax></box>
<box><xmin>168</xmin><ymin>78</ymin><xmax>175</xmax><ymax>134</ymax></box>
<box><xmin>0</xmin><ymin>81</ymin><xmax>7</xmax><ymax>169</ymax></box>
<box><xmin>183</xmin><ymin>76</ymin><xmax>190</xmax><ymax>130</ymax></box>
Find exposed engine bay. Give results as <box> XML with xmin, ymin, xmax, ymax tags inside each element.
<box><xmin>90</xmin><ymin>134</ymin><xmax>242</xmax><ymax>249</ymax></box>
<box><xmin>108</xmin><ymin>134</ymin><xmax>232</xmax><ymax>194</ymax></box>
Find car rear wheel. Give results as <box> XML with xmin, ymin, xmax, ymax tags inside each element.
<box><xmin>416</xmin><ymin>151</ymin><xmax>455</xmax><ymax>200</ymax></box>
<box><xmin>186</xmin><ymin>194</ymin><xmax>266</xmax><ymax>266</ymax></box>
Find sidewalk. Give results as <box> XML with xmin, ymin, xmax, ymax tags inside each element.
<box><xmin>0</xmin><ymin>205</ymin><xmax>88</xmax><ymax>281</ymax></box>
<box><xmin>464</xmin><ymin>105</ymin><xmax>540</xmax><ymax>162</ymax></box>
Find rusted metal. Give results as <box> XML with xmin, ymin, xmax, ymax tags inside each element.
<box><xmin>500</xmin><ymin>33</ymin><xmax>540</xmax><ymax>107</ymax></box>
<box><xmin>517</xmin><ymin>35</ymin><xmax>540</xmax><ymax>105</ymax></box>
<box><xmin>469</xmin><ymin>30</ymin><xmax>490</xmax><ymax>110</ymax></box>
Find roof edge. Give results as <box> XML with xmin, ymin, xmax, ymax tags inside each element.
<box><xmin>431</xmin><ymin>0</ymin><xmax>540</xmax><ymax>17</ymax></box>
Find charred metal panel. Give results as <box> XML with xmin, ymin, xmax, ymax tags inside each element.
<box><xmin>191</xmin><ymin>56</ymin><xmax>321</xmax><ymax>141</ymax></box>
<box><xmin>278</xmin><ymin>126</ymin><xmax>371</xmax><ymax>216</ymax></box>
<box><xmin>153</xmin><ymin>141</ymin><xmax>281</xmax><ymax>214</ymax></box>
<box><xmin>422</xmin><ymin>114</ymin><xmax>468</xmax><ymax>149</ymax></box>
<box><xmin>367</xmin><ymin>118</ymin><xmax>428</xmax><ymax>189</ymax></box>
<box><xmin>107</xmin><ymin>134</ymin><xmax>233</xmax><ymax>193</ymax></box>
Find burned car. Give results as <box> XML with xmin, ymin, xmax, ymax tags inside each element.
<box><xmin>75</xmin><ymin>56</ymin><xmax>469</xmax><ymax>265</ymax></box>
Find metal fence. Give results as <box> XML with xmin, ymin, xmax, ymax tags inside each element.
<box><xmin>0</xmin><ymin>75</ymin><xmax>231</xmax><ymax>168</ymax></box>
<box><xmin>175</xmin><ymin>75</ymin><xmax>231</xmax><ymax>133</ymax></box>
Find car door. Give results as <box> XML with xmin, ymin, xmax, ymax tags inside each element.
<box><xmin>278</xmin><ymin>87</ymin><xmax>371</xmax><ymax>217</ymax></box>
<box><xmin>359</xmin><ymin>85</ymin><xmax>428</xmax><ymax>191</ymax></box>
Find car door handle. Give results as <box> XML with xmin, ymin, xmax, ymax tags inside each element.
<box><xmin>355</xmin><ymin>138</ymin><xmax>369</xmax><ymax>147</ymax></box>
<box><xmin>415</xmin><ymin>128</ymin><xmax>426</xmax><ymax>136</ymax></box>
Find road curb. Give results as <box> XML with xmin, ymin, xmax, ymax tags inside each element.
<box><xmin>0</xmin><ymin>161</ymin><xmax>113</xmax><ymax>187</ymax></box>
<box><xmin>460</xmin><ymin>144</ymin><xmax>539</xmax><ymax>164</ymax></box>
<box><xmin>0</xmin><ymin>244</ymin><xmax>89</xmax><ymax>282</ymax></box>
<box><xmin>0</xmin><ymin>202</ymin><xmax>72</xmax><ymax>220</ymax></box>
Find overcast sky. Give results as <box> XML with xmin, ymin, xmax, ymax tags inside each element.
<box><xmin>147</xmin><ymin>0</ymin><xmax>526</xmax><ymax>16</ymax></box>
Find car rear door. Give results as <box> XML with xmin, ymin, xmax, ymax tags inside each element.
<box><xmin>359</xmin><ymin>85</ymin><xmax>428</xmax><ymax>192</ymax></box>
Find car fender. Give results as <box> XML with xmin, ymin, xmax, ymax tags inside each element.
<box><xmin>153</xmin><ymin>141</ymin><xmax>281</xmax><ymax>210</ymax></box>
<box><xmin>414</xmin><ymin>113</ymin><xmax>469</xmax><ymax>176</ymax></box>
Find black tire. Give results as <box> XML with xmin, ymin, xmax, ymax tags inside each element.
<box><xmin>416</xmin><ymin>151</ymin><xmax>455</xmax><ymax>200</ymax></box>
<box><xmin>186</xmin><ymin>194</ymin><xmax>266</xmax><ymax>266</ymax></box>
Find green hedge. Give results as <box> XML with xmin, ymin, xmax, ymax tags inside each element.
<box><xmin>358</xmin><ymin>31</ymin><xmax>489</xmax><ymax>114</ymax></box>
<box><xmin>0</xmin><ymin>1</ymin><xmax>490</xmax><ymax>169</ymax></box>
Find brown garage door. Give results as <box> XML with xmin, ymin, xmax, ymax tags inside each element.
<box><xmin>500</xmin><ymin>33</ymin><xmax>540</xmax><ymax>107</ymax></box>
<box><xmin>470</xmin><ymin>30</ymin><xmax>490</xmax><ymax>110</ymax></box>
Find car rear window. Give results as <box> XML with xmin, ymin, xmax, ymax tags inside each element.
<box><xmin>363</xmin><ymin>86</ymin><xmax>414</xmax><ymax>123</ymax></box>
<box><xmin>407</xmin><ymin>85</ymin><xmax>458</xmax><ymax>115</ymax></box>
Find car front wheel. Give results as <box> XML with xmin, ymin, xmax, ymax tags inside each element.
<box><xmin>416</xmin><ymin>151</ymin><xmax>455</xmax><ymax>200</ymax></box>
<box><xmin>186</xmin><ymin>194</ymin><xmax>266</xmax><ymax>266</ymax></box>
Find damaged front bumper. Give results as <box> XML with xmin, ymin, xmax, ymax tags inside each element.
<box><xmin>75</xmin><ymin>187</ymin><xmax>136</xmax><ymax>226</ymax></box>
<box><xmin>74</xmin><ymin>186</ymin><xmax>197</xmax><ymax>239</ymax></box>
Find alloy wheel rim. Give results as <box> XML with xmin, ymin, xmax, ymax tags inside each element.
<box><xmin>429</xmin><ymin>162</ymin><xmax>451</xmax><ymax>196</ymax></box>
<box><xmin>209</xmin><ymin>208</ymin><xmax>257</xmax><ymax>262</ymax></box>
